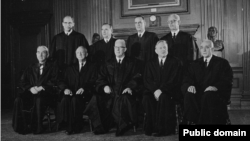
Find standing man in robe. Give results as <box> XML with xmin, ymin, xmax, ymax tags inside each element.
<box><xmin>84</xmin><ymin>39</ymin><xmax>140</xmax><ymax>136</ymax></box>
<box><xmin>90</xmin><ymin>23</ymin><xmax>117</xmax><ymax>66</ymax></box>
<box><xmin>58</xmin><ymin>46</ymin><xmax>97</xmax><ymax>135</ymax></box>
<box><xmin>161</xmin><ymin>14</ymin><xmax>198</xmax><ymax>71</ymax></box>
<box><xmin>50</xmin><ymin>16</ymin><xmax>89</xmax><ymax>71</ymax></box>
<box><xmin>182</xmin><ymin>40</ymin><xmax>233</xmax><ymax>125</ymax></box>
<box><xmin>127</xmin><ymin>16</ymin><xmax>159</xmax><ymax>62</ymax></box>
<box><xmin>12</xmin><ymin>46</ymin><xmax>58</xmax><ymax>134</ymax></box>
<box><xmin>143</xmin><ymin>40</ymin><xmax>182</xmax><ymax>136</ymax></box>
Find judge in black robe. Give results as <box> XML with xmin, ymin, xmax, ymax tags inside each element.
<box><xmin>182</xmin><ymin>40</ymin><xmax>233</xmax><ymax>124</ymax></box>
<box><xmin>89</xmin><ymin>23</ymin><xmax>116</xmax><ymax>65</ymax></box>
<box><xmin>12</xmin><ymin>46</ymin><xmax>58</xmax><ymax>134</ymax></box>
<box><xmin>143</xmin><ymin>40</ymin><xmax>182</xmax><ymax>136</ymax></box>
<box><xmin>160</xmin><ymin>14</ymin><xmax>198</xmax><ymax>70</ymax></box>
<box><xmin>50</xmin><ymin>16</ymin><xmax>89</xmax><ymax>69</ymax></box>
<box><xmin>84</xmin><ymin>39</ymin><xmax>140</xmax><ymax>136</ymax></box>
<box><xmin>127</xmin><ymin>16</ymin><xmax>159</xmax><ymax>62</ymax></box>
<box><xmin>58</xmin><ymin>46</ymin><xmax>97</xmax><ymax>134</ymax></box>
<box><xmin>90</xmin><ymin>37</ymin><xmax>116</xmax><ymax>64</ymax></box>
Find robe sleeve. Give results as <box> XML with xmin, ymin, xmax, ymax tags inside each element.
<box><xmin>181</xmin><ymin>63</ymin><xmax>196</xmax><ymax>94</ymax></box>
<box><xmin>144</xmin><ymin>62</ymin><xmax>158</xmax><ymax>93</ymax></box>
<box><xmin>159</xmin><ymin>61</ymin><xmax>182</xmax><ymax>95</ymax></box>
<box><xmin>19</xmin><ymin>67</ymin><xmax>33</xmax><ymax>92</ymax></box>
<box><xmin>96</xmin><ymin>64</ymin><xmax>110</xmax><ymax>93</ymax></box>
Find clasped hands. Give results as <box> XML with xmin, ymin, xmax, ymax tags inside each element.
<box><xmin>154</xmin><ymin>89</ymin><xmax>162</xmax><ymax>101</ymax></box>
<box><xmin>64</xmin><ymin>88</ymin><xmax>84</xmax><ymax>96</ymax></box>
<box><xmin>104</xmin><ymin>86</ymin><xmax>132</xmax><ymax>95</ymax></box>
<box><xmin>187</xmin><ymin>86</ymin><xmax>218</xmax><ymax>94</ymax></box>
<box><xmin>30</xmin><ymin>86</ymin><xmax>44</xmax><ymax>94</ymax></box>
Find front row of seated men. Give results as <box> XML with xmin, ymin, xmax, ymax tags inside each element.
<box><xmin>12</xmin><ymin>39</ymin><xmax>233</xmax><ymax>137</ymax></box>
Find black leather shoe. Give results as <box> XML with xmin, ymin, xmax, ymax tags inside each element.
<box><xmin>145</xmin><ymin>132</ymin><xmax>152</xmax><ymax>136</ymax></box>
<box><xmin>93</xmin><ymin>130</ymin><xmax>106</xmax><ymax>135</ymax></box>
<box><xmin>65</xmin><ymin>131</ymin><xmax>73</xmax><ymax>135</ymax></box>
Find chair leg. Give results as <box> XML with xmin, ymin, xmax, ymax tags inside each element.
<box><xmin>89</xmin><ymin>119</ymin><xmax>93</xmax><ymax>132</ymax></box>
<box><xmin>133</xmin><ymin>126</ymin><xmax>136</xmax><ymax>132</ymax></box>
<box><xmin>47</xmin><ymin>112</ymin><xmax>51</xmax><ymax>132</ymax></box>
<box><xmin>175</xmin><ymin>104</ymin><xmax>180</xmax><ymax>134</ymax></box>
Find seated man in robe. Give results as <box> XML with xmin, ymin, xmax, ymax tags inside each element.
<box><xmin>12</xmin><ymin>46</ymin><xmax>58</xmax><ymax>134</ymax></box>
<box><xmin>84</xmin><ymin>39</ymin><xmax>140</xmax><ymax>136</ymax></box>
<box><xmin>182</xmin><ymin>40</ymin><xmax>233</xmax><ymax>125</ymax></box>
<box><xmin>143</xmin><ymin>40</ymin><xmax>182</xmax><ymax>137</ymax></box>
<box><xmin>58</xmin><ymin>46</ymin><xmax>97</xmax><ymax>135</ymax></box>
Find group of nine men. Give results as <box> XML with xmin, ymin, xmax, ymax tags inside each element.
<box><xmin>12</xmin><ymin>14</ymin><xmax>233</xmax><ymax>137</ymax></box>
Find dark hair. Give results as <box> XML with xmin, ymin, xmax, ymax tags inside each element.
<box><xmin>102</xmin><ymin>23</ymin><xmax>112</xmax><ymax>29</ymax></box>
<box><xmin>135</xmin><ymin>15</ymin><xmax>144</xmax><ymax>20</ymax></box>
<box><xmin>92</xmin><ymin>33</ymin><xmax>100</xmax><ymax>44</ymax></box>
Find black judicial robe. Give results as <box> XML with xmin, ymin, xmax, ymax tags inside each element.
<box><xmin>182</xmin><ymin>55</ymin><xmax>233</xmax><ymax>124</ymax></box>
<box><xmin>84</xmin><ymin>57</ymin><xmax>140</xmax><ymax>133</ymax></box>
<box><xmin>143</xmin><ymin>55</ymin><xmax>182</xmax><ymax>135</ymax></box>
<box><xmin>160</xmin><ymin>31</ymin><xmax>198</xmax><ymax>70</ymax></box>
<box><xmin>127</xmin><ymin>31</ymin><xmax>159</xmax><ymax>62</ymax></box>
<box><xmin>50</xmin><ymin>30</ymin><xmax>89</xmax><ymax>67</ymax></box>
<box><xmin>12</xmin><ymin>61</ymin><xmax>58</xmax><ymax>134</ymax></box>
<box><xmin>58</xmin><ymin>61</ymin><xmax>97</xmax><ymax>132</ymax></box>
<box><xmin>90</xmin><ymin>37</ymin><xmax>117</xmax><ymax>64</ymax></box>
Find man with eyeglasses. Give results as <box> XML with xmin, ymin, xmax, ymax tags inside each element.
<box><xmin>182</xmin><ymin>40</ymin><xmax>233</xmax><ymax>125</ymax></box>
<box><xmin>161</xmin><ymin>14</ymin><xmax>198</xmax><ymax>71</ymax></box>
<box><xmin>84</xmin><ymin>39</ymin><xmax>140</xmax><ymax>136</ymax></box>
<box><xmin>50</xmin><ymin>16</ymin><xmax>89</xmax><ymax>72</ymax></box>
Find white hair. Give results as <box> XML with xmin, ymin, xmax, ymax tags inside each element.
<box><xmin>201</xmin><ymin>39</ymin><xmax>214</xmax><ymax>48</ymax></box>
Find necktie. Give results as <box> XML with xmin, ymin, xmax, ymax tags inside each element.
<box><xmin>79</xmin><ymin>63</ymin><xmax>83</xmax><ymax>72</ymax></box>
<box><xmin>160</xmin><ymin>59</ymin><xmax>164</xmax><ymax>67</ymax></box>
<box><xmin>105</xmin><ymin>39</ymin><xmax>108</xmax><ymax>43</ymax></box>
<box><xmin>204</xmin><ymin>59</ymin><xmax>208</xmax><ymax>67</ymax></box>
<box><xmin>118</xmin><ymin>59</ymin><xmax>121</xmax><ymax>64</ymax></box>
<box><xmin>40</xmin><ymin>64</ymin><xmax>44</xmax><ymax>75</ymax></box>
<box><xmin>138</xmin><ymin>34</ymin><xmax>141</xmax><ymax>38</ymax></box>
<box><xmin>173</xmin><ymin>33</ymin><xmax>176</xmax><ymax>40</ymax></box>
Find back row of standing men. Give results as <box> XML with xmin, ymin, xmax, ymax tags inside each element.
<box><xmin>13</xmin><ymin>14</ymin><xmax>233</xmax><ymax>137</ymax></box>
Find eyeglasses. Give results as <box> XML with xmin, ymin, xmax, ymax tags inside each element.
<box><xmin>168</xmin><ymin>20</ymin><xmax>178</xmax><ymax>24</ymax></box>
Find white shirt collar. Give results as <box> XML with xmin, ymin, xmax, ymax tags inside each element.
<box><xmin>204</xmin><ymin>55</ymin><xmax>213</xmax><ymax>63</ymax></box>
<box><xmin>79</xmin><ymin>61</ymin><xmax>86</xmax><ymax>66</ymax></box>
<box><xmin>158</xmin><ymin>56</ymin><xmax>167</xmax><ymax>64</ymax></box>
<box><xmin>65</xmin><ymin>29</ymin><xmax>73</xmax><ymax>35</ymax></box>
<box><xmin>116</xmin><ymin>56</ymin><xmax>125</xmax><ymax>63</ymax></box>
<box><xmin>138</xmin><ymin>30</ymin><xmax>145</xmax><ymax>37</ymax></box>
<box><xmin>171</xmin><ymin>29</ymin><xmax>179</xmax><ymax>36</ymax></box>
<box><xmin>104</xmin><ymin>37</ymin><xmax>111</xmax><ymax>43</ymax></box>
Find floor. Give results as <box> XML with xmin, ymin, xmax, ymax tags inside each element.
<box><xmin>1</xmin><ymin>108</ymin><xmax>250</xmax><ymax>141</ymax></box>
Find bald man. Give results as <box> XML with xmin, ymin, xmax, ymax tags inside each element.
<box><xmin>182</xmin><ymin>40</ymin><xmax>233</xmax><ymax>125</ymax></box>
<box><xmin>84</xmin><ymin>39</ymin><xmax>140</xmax><ymax>136</ymax></box>
<box><xmin>50</xmin><ymin>16</ymin><xmax>89</xmax><ymax>70</ymax></box>
<box><xmin>143</xmin><ymin>40</ymin><xmax>182</xmax><ymax>136</ymax></box>
<box><xmin>58</xmin><ymin>46</ymin><xmax>97</xmax><ymax>135</ymax></box>
<box><xmin>12</xmin><ymin>46</ymin><xmax>58</xmax><ymax>134</ymax></box>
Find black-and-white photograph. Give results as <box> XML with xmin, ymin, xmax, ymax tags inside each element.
<box><xmin>1</xmin><ymin>0</ymin><xmax>250</xmax><ymax>140</ymax></box>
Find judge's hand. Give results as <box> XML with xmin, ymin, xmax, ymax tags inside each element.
<box><xmin>30</xmin><ymin>87</ymin><xmax>39</xmax><ymax>94</ymax></box>
<box><xmin>104</xmin><ymin>86</ymin><xmax>111</xmax><ymax>94</ymax></box>
<box><xmin>122</xmin><ymin>88</ymin><xmax>132</xmax><ymax>95</ymax></box>
<box><xmin>35</xmin><ymin>86</ymin><xmax>44</xmax><ymax>92</ymax></box>
<box><xmin>64</xmin><ymin>89</ymin><xmax>72</xmax><ymax>96</ymax></box>
<box><xmin>204</xmin><ymin>86</ymin><xmax>218</xmax><ymax>92</ymax></box>
<box><xmin>187</xmin><ymin>86</ymin><xmax>196</xmax><ymax>94</ymax></box>
<box><xmin>154</xmin><ymin>89</ymin><xmax>162</xmax><ymax>101</ymax></box>
<box><xmin>76</xmin><ymin>88</ymin><xmax>84</xmax><ymax>95</ymax></box>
